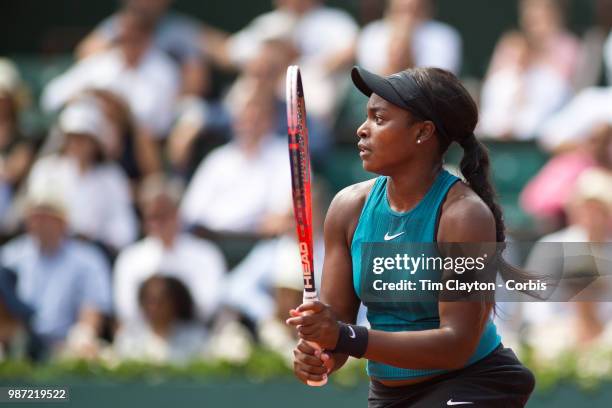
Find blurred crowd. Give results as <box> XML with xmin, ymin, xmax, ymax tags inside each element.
<box><xmin>0</xmin><ymin>0</ymin><xmax>611</xmax><ymax>366</ymax></box>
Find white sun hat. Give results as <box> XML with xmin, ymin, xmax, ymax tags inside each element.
<box><xmin>58</xmin><ymin>98</ymin><xmax>113</xmax><ymax>156</ymax></box>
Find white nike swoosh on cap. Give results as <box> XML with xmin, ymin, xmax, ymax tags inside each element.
<box><xmin>447</xmin><ymin>400</ymin><xmax>473</xmax><ymax>406</ymax></box>
<box><xmin>384</xmin><ymin>231</ymin><xmax>405</xmax><ymax>241</ymax></box>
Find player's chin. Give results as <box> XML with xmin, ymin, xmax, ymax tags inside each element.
<box><xmin>361</xmin><ymin>157</ymin><xmax>381</xmax><ymax>173</ymax></box>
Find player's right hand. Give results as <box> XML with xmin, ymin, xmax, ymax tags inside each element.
<box><xmin>292</xmin><ymin>339</ymin><xmax>335</xmax><ymax>385</ymax></box>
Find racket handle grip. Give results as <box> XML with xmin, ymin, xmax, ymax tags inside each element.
<box><xmin>306</xmin><ymin>339</ymin><xmax>328</xmax><ymax>387</ymax></box>
<box><xmin>301</xmin><ymin>296</ymin><xmax>328</xmax><ymax>387</ymax></box>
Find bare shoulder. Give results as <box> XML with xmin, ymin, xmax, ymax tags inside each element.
<box><xmin>329</xmin><ymin>178</ymin><xmax>376</xmax><ymax>211</ymax></box>
<box><xmin>438</xmin><ymin>181</ymin><xmax>497</xmax><ymax>243</ymax></box>
<box><xmin>326</xmin><ymin>178</ymin><xmax>377</xmax><ymax>244</ymax></box>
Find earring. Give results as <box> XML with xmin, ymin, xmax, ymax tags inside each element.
<box><xmin>417</xmin><ymin>139</ymin><xmax>422</xmax><ymax>144</ymax></box>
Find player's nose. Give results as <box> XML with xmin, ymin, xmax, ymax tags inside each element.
<box><xmin>356</xmin><ymin>120</ymin><xmax>369</xmax><ymax>139</ymax></box>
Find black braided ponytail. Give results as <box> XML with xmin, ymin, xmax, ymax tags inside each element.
<box><xmin>405</xmin><ymin>67</ymin><xmax>544</xmax><ymax>297</ymax></box>
<box><xmin>458</xmin><ymin>135</ymin><xmax>505</xmax><ymax>243</ymax></box>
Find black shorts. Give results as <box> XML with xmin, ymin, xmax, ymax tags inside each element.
<box><xmin>368</xmin><ymin>345</ymin><xmax>535</xmax><ymax>408</ymax></box>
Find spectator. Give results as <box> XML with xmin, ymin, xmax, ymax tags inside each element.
<box><xmin>478</xmin><ymin>32</ymin><xmax>571</xmax><ymax>140</ymax></box>
<box><xmin>0</xmin><ymin>182</ymin><xmax>112</xmax><ymax>356</ymax></box>
<box><xmin>224</xmin><ymin>180</ymin><xmax>336</xmax><ymax>327</ymax></box>
<box><xmin>224</xmin><ymin>39</ymin><xmax>295</xmax><ymax>107</ymax></box>
<box><xmin>210</xmin><ymin>2</ymin><xmax>295</xmax><ymax>68</ymax></box>
<box><xmin>212</xmin><ymin>0</ymin><xmax>358</xmax><ymax>123</ymax></box>
<box><xmin>477</xmin><ymin>0</ymin><xmax>578</xmax><ymax>140</ymax></box>
<box><xmin>180</xmin><ymin>91</ymin><xmax>292</xmax><ymax>235</ymax></box>
<box><xmin>288</xmin><ymin>0</ymin><xmax>359</xmax><ymax>123</ymax></box>
<box><xmin>166</xmin><ymin>95</ymin><xmax>233</xmax><ymax>179</ymax></box>
<box><xmin>256</xmin><ymin>241</ymin><xmax>311</xmax><ymax>363</ymax></box>
<box><xmin>521</xmin><ymin>168</ymin><xmax>612</xmax><ymax>356</ymax></box>
<box><xmin>0</xmin><ymin>59</ymin><xmax>37</xmax><ymax>235</ymax></box>
<box><xmin>521</xmin><ymin>124</ymin><xmax>612</xmax><ymax>228</ymax></box>
<box><xmin>113</xmin><ymin>174</ymin><xmax>226</xmax><ymax>325</ymax></box>
<box><xmin>356</xmin><ymin>0</ymin><xmax>462</xmax><ymax>75</ymax></box>
<box><xmin>41</xmin><ymin>8</ymin><xmax>180</xmax><ymax>139</ymax></box>
<box><xmin>537</xmin><ymin>1</ymin><xmax>612</xmax><ymax>150</ymax></box>
<box><xmin>489</xmin><ymin>0</ymin><xmax>579</xmax><ymax>81</ymax></box>
<box><xmin>0</xmin><ymin>266</ymin><xmax>39</xmax><ymax>361</ymax></box>
<box><xmin>215</xmin><ymin>182</ymin><xmax>366</xmax><ymax>363</ymax></box>
<box><xmin>607</xmin><ymin>39</ymin><xmax>612</xmax><ymax>83</ymax></box>
<box><xmin>77</xmin><ymin>0</ymin><xmax>211</xmax><ymax>97</ymax></box>
<box><xmin>538</xmin><ymin>88</ymin><xmax>612</xmax><ymax>152</ymax></box>
<box><xmin>113</xmin><ymin>275</ymin><xmax>208</xmax><ymax>364</ymax></box>
<box><xmin>208</xmin><ymin>230</ymin><xmax>323</xmax><ymax>365</ymax></box>
<box><xmin>224</xmin><ymin>234</ymin><xmax>324</xmax><ymax>328</ymax></box>
<box><xmin>27</xmin><ymin>97</ymin><xmax>138</xmax><ymax>252</ymax></box>
<box><xmin>543</xmin><ymin>168</ymin><xmax>612</xmax><ymax>242</ymax></box>
<box><xmin>604</xmin><ymin>13</ymin><xmax>612</xmax><ymax>85</ymax></box>
<box><xmin>38</xmin><ymin>88</ymin><xmax>162</xmax><ymax>183</ymax></box>
<box><xmin>85</xmin><ymin>89</ymin><xmax>161</xmax><ymax>182</ymax></box>
<box><xmin>574</xmin><ymin>0</ymin><xmax>612</xmax><ymax>90</ymax></box>
<box><xmin>221</xmin><ymin>39</ymin><xmax>330</xmax><ymax>163</ymax></box>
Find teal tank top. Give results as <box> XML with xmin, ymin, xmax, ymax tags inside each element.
<box><xmin>350</xmin><ymin>169</ymin><xmax>501</xmax><ymax>380</ymax></box>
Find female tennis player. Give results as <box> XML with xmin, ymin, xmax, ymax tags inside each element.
<box><xmin>286</xmin><ymin>66</ymin><xmax>536</xmax><ymax>407</ymax></box>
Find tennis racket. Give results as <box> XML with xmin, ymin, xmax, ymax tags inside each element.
<box><xmin>286</xmin><ymin>65</ymin><xmax>327</xmax><ymax>387</ymax></box>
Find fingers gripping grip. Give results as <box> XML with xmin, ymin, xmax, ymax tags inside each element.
<box><xmin>302</xmin><ymin>294</ymin><xmax>328</xmax><ymax>386</ymax></box>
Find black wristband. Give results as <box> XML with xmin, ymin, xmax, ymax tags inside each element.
<box><xmin>330</xmin><ymin>322</ymin><xmax>368</xmax><ymax>358</ymax></box>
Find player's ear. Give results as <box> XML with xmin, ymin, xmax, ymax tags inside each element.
<box><xmin>415</xmin><ymin>121</ymin><xmax>436</xmax><ymax>144</ymax></box>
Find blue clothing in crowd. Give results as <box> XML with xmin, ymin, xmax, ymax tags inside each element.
<box><xmin>1</xmin><ymin>237</ymin><xmax>112</xmax><ymax>345</ymax></box>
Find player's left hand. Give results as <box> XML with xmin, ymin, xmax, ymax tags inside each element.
<box><xmin>286</xmin><ymin>301</ymin><xmax>340</xmax><ymax>350</ymax></box>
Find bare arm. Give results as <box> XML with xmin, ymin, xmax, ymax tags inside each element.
<box><xmin>323</xmin><ymin>43</ymin><xmax>356</xmax><ymax>74</ymax></box>
<box><xmin>289</xmin><ymin>182</ymin><xmax>371</xmax><ymax>383</ymax></box>
<box><xmin>320</xmin><ymin>185</ymin><xmax>363</xmax><ymax>322</ymax></box>
<box><xmin>76</xmin><ymin>307</ymin><xmax>106</xmax><ymax>335</ymax></box>
<box><xmin>76</xmin><ymin>31</ymin><xmax>112</xmax><ymax>60</ymax></box>
<box><xmin>200</xmin><ymin>26</ymin><xmax>234</xmax><ymax>70</ymax></box>
<box><xmin>181</xmin><ymin>57</ymin><xmax>211</xmax><ymax>96</ymax></box>
<box><xmin>384</xmin><ymin>19</ymin><xmax>417</xmax><ymax>75</ymax></box>
<box><xmin>318</xmin><ymin>184</ymin><xmax>364</xmax><ymax>372</ymax></box>
<box><xmin>134</xmin><ymin>127</ymin><xmax>162</xmax><ymax>176</ymax></box>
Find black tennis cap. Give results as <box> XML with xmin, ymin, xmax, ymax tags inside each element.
<box><xmin>351</xmin><ymin>65</ymin><xmax>449</xmax><ymax>140</ymax></box>
<box><xmin>351</xmin><ymin>66</ymin><xmax>409</xmax><ymax>109</ymax></box>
